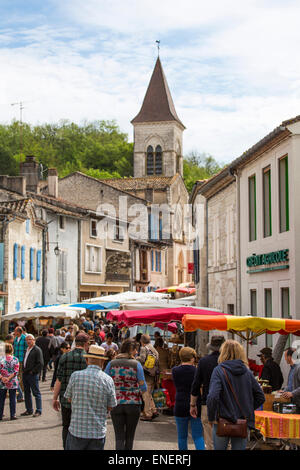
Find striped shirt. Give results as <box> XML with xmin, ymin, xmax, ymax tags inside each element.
<box><xmin>64</xmin><ymin>365</ymin><xmax>117</xmax><ymax>439</ymax></box>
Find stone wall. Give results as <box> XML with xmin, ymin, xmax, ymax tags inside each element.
<box><xmin>207</xmin><ymin>181</ymin><xmax>237</xmax><ymax>313</ymax></box>
<box><xmin>133</xmin><ymin>121</ymin><xmax>183</xmax><ymax>177</ymax></box>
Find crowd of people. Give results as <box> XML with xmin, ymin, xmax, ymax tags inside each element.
<box><xmin>0</xmin><ymin>316</ymin><xmax>300</xmax><ymax>451</ymax></box>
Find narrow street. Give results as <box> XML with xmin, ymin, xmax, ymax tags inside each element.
<box><xmin>0</xmin><ymin>373</ymin><xmax>183</xmax><ymax>451</ymax></box>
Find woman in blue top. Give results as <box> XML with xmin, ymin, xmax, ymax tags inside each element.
<box><xmin>172</xmin><ymin>347</ymin><xmax>205</xmax><ymax>450</ymax></box>
<box><xmin>105</xmin><ymin>338</ymin><xmax>147</xmax><ymax>450</ymax></box>
<box><xmin>206</xmin><ymin>340</ymin><xmax>265</xmax><ymax>451</ymax></box>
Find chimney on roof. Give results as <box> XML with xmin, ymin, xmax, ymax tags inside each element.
<box><xmin>47</xmin><ymin>168</ymin><xmax>58</xmax><ymax>198</ymax></box>
<box><xmin>20</xmin><ymin>155</ymin><xmax>41</xmax><ymax>193</ymax></box>
<box><xmin>0</xmin><ymin>175</ymin><xmax>26</xmax><ymax>196</ymax></box>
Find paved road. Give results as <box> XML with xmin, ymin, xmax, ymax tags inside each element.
<box><xmin>0</xmin><ymin>372</ymin><xmax>192</xmax><ymax>450</ymax></box>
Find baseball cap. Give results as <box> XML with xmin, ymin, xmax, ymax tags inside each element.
<box><xmin>257</xmin><ymin>347</ymin><xmax>272</xmax><ymax>358</ymax></box>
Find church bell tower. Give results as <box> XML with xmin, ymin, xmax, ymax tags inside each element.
<box><xmin>131</xmin><ymin>57</ymin><xmax>185</xmax><ymax>178</ymax></box>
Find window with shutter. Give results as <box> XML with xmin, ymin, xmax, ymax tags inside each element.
<box><xmin>21</xmin><ymin>246</ymin><xmax>26</xmax><ymax>280</ymax></box>
<box><xmin>30</xmin><ymin>248</ymin><xmax>35</xmax><ymax>281</ymax></box>
<box><xmin>146</xmin><ymin>146</ymin><xmax>154</xmax><ymax>175</ymax></box>
<box><xmin>13</xmin><ymin>243</ymin><xmax>18</xmax><ymax>279</ymax></box>
<box><xmin>36</xmin><ymin>250</ymin><xmax>41</xmax><ymax>281</ymax></box>
<box><xmin>58</xmin><ymin>251</ymin><xmax>67</xmax><ymax>295</ymax></box>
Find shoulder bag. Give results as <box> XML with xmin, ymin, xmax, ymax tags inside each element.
<box><xmin>216</xmin><ymin>367</ymin><xmax>248</xmax><ymax>438</ymax></box>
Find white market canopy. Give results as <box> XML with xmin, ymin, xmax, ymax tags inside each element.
<box><xmin>84</xmin><ymin>291</ymin><xmax>170</xmax><ymax>304</ymax></box>
<box><xmin>2</xmin><ymin>305</ymin><xmax>86</xmax><ymax>322</ymax></box>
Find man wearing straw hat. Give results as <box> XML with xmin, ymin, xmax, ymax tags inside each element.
<box><xmin>64</xmin><ymin>344</ymin><xmax>117</xmax><ymax>450</ymax></box>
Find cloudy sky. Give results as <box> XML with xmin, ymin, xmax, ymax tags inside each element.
<box><xmin>1</xmin><ymin>0</ymin><xmax>300</xmax><ymax>164</ymax></box>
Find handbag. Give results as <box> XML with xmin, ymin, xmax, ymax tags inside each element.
<box><xmin>216</xmin><ymin>367</ymin><xmax>248</xmax><ymax>438</ymax></box>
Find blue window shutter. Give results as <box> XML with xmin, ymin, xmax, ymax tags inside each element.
<box><xmin>21</xmin><ymin>245</ymin><xmax>25</xmax><ymax>279</ymax></box>
<box><xmin>155</xmin><ymin>251</ymin><xmax>158</xmax><ymax>272</ymax></box>
<box><xmin>159</xmin><ymin>217</ymin><xmax>163</xmax><ymax>240</ymax></box>
<box><xmin>26</xmin><ymin>219</ymin><xmax>30</xmax><ymax>234</ymax></box>
<box><xmin>159</xmin><ymin>252</ymin><xmax>161</xmax><ymax>272</ymax></box>
<box><xmin>151</xmin><ymin>250</ymin><xmax>154</xmax><ymax>271</ymax></box>
<box><xmin>13</xmin><ymin>243</ymin><xmax>18</xmax><ymax>279</ymax></box>
<box><xmin>36</xmin><ymin>250</ymin><xmax>41</xmax><ymax>281</ymax></box>
<box><xmin>15</xmin><ymin>301</ymin><xmax>20</xmax><ymax>312</ymax></box>
<box><xmin>30</xmin><ymin>248</ymin><xmax>34</xmax><ymax>280</ymax></box>
<box><xmin>0</xmin><ymin>243</ymin><xmax>3</xmax><ymax>283</ymax></box>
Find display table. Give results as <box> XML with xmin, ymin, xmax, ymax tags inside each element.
<box><xmin>255</xmin><ymin>410</ymin><xmax>300</xmax><ymax>439</ymax></box>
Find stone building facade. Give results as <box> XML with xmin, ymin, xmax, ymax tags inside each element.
<box><xmin>0</xmin><ymin>197</ymin><xmax>45</xmax><ymax>318</ymax></box>
<box><xmin>191</xmin><ymin>171</ymin><xmax>237</xmax><ymax>314</ymax></box>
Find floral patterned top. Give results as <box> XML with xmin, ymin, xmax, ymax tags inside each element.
<box><xmin>0</xmin><ymin>355</ymin><xmax>19</xmax><ymax>390</ymax></box>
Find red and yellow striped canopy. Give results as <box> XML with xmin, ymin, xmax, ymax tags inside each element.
<box><xmin>182</xmin><ymin>315</ymin><xmax>300</xmax><ymax>336</ymax></box>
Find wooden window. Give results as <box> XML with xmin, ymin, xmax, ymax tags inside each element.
<box><xmin>263</xmin><ymin>167</ymin><xmax>272</xmax><ymax>238</ymax></box>
<box><xmin>281</xmin><ymin>287</ymin><xmax>290</xmax><ymax>346</ymax></box>
<box><xmin>248</xmin><ymin>175</ymin><xmax>256</xmax><ymax>241</ymax></box>
<box><xmin>279</xmin><ymin>156</ymin><xmax>289</xmax><ymax>233</ymax></box>
<box><xmin>250</xmin><ymin>289</ymin><xmax>257</xmax><ymax>344</ymax></box>
<box><xmin>59</xmin><ymin>215</ymin><xmax>65</xmax><ymax>230</ymax></box>
<box><xmin>90</xmin><ymin>219</ymin><xmax>97</xmax><ymax>238</ymax></box>
<box><xmin>85</xmin><ymin>245</ymin><xmax>102</xmax><ymax>273</ymax></box>
<box><xmin>58</xmin><ymin>251</ymin><xmax>67</xmax><ymax>295</ymax></box>
<box><xmin>114</xmin><ymin>220</ymin><xmax>124</xmax><ymax>242</ymax></box>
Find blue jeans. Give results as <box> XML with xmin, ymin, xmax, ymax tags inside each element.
<box><xmin>175</xmin><ymin>416</ymin><xmax>205</xmax><ymax>450</ymax></box>
<box><xmin>23</xmin><ymin>373</ymin><xmax>42</xmax><ymax>414</ymax></box>
<box><xmin>66</xmin><ymin>432</ymin><xmax>106</xmax><ymax>450</ymax></box>
<box><xmin>0</xmin><ymin>389</ymin><xmax>17</xmax><ymax>418</ymax></box>
<box><xmin>213</xmin><ymin>424</ymin><xmax>247</xmax><ymax>450</ymax></box>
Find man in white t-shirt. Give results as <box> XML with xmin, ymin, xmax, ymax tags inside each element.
<box><xmin>101</xmin><ymin>333</ymin><xmax>118</xmax><ymax>353</ymax></box>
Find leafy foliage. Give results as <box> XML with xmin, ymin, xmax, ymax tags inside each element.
<box><xmin>0</xmin><ymin>121</ymin><xmax>222</xmax><ymax>192</ymax></box>
<box><xmin>0</xmin><ymin>119</ymin><xmax>132</xmax><ymax>179</ymax></box>
<box><xmin>183</xmin><ymin>151</ymin><xmax>224</xmax><ymax>192</ymax></box>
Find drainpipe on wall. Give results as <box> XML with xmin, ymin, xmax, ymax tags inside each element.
<box><xmin>206</xmin><ymin>198</ymin><xmax>209</xmax><ymax>307</ymax></box>
<box><xmin>78</xmin><ymin>219</ymin><xmax>81</xmax><ymax>301</ymax></box>
<box><xmin>231</xmin><ymin>168</ymin><xmax>241</xmax><ymax>316</ymax></box>
<box><xmin>42</xmin><ymin>226</ymin><xmax>47</xmax><ymax>306</ymax></box>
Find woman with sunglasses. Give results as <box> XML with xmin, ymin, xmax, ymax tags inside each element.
<box><xmin>50</xmin><ymin>342</ymin><xmax>70</xmax><ymax>391</ymax></box>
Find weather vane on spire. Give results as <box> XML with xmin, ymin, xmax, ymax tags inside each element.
<box><xmin>156</xmin><ymin>40</ymin><xmax>160</xmax><ymax>56</ymax></box>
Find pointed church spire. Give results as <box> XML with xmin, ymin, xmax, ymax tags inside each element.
<box><xmin>131</xmin><ymin>57</ymin><xmax>185</xmax><ymax>129</ymax></box>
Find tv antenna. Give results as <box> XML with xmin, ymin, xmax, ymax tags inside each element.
<box><xmin>11</xmin><ymin>101</ymin><xmax>25</xmax><ymax>153</ymax></box>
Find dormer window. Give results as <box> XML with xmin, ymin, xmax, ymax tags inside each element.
<box><xmin>146</xmin><ymin>145</ymin><xmax>163</xmax><ymax>175</ymax></box>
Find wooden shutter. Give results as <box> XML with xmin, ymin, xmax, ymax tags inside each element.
<box><xmin>30</xmin><ymin>248</ymin><xmax>34</xmax><ymax>280</ymax></box>
<box><xmin>36</xmin><ymin>250</ymin><xmax>42</xmax><ymax>281</ymax></box>
<box><xmin>21</xmin><ymin>246</ymin><xmax>26</xmax><ymax>279</ymax></box>
<box><xmin>13</xmin><ymin>243</ymin><xmax>18</xmax><ymax>279</ymax></box>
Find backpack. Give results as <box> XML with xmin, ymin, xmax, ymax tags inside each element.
<box><xmin>143</xmin><ymin>346</ymin><xmax>159</xmax><ymax>377</ymax></box>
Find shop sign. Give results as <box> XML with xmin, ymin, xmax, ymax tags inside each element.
<box><xmin>246</xmin><ymin>249</ymin><xmax>289</xmax><ymax>274</ymax></box>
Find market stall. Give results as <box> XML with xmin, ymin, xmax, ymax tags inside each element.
<box><xmin>2</xmin><ymin>301</ymin><xmax>120</xmax><ymax>332</ymax></box>
<box><xmin>182</xmin><ymin>314</ymin><xmax>300</xmax><ymax>355</ymax></box>
<box><xmin>107</xmin><ymin>306</ymin><xmax>226</xmax><ymax>412</ymax></box>
<box><xmin>252</xmin><ymin>410</ymin><xmax>300</xmax><ymax>450</ymax></box>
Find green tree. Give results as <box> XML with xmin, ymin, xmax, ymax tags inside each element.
<box><xmin>183</xmin><ymin>151</ymin><xmax>223</xmax><ymax>192</ymax></box>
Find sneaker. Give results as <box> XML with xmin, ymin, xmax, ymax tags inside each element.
<box><xmin>33</xmin><ymin>411</ymin><xmax>41</xmax><ymax>417</ymax></box>
<box><xmin>10</xmin><ymin>416</ymin><xmax>18</xmax><ymax>421</ymax></box>
<box><xmin>21</xmin><ymin>411</ymin><xmax>33</xmax><ymax>416</ymax></box>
